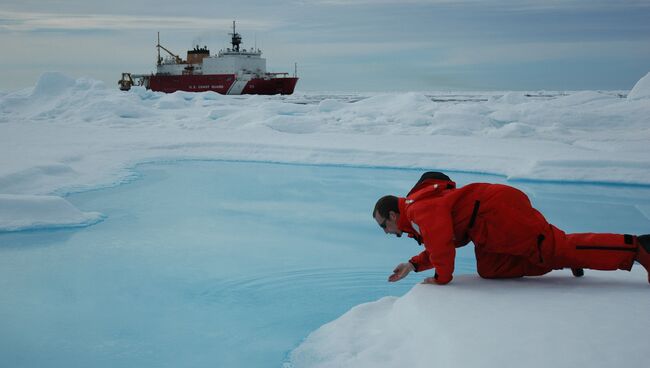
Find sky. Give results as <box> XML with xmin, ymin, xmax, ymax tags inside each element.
<box><xmin>1</xmin><ymin>0</ymin><xmax>649</xmax><ymax>92</ymax></box>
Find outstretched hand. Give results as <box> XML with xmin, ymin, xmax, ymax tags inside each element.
<box><xmin>388</xmin><ymin>262</ymin><xmax>415</xmax><ymax>282</ymax></box>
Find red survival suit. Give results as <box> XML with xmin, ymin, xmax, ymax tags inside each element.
<box><xmin>398</xmin><ymin>175</ymin><xmax>638</xmax><ymax>284</ymax></box>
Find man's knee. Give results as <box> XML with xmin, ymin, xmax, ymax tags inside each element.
<box><xmin>477</xmin><ymin>264</ymin><xmax>524</xmax><ymax>279</ymax></box>
<box><xmin>478</xmin><ymin>269</ymin><xmax>501</xmax><ymax>279</ymax></box>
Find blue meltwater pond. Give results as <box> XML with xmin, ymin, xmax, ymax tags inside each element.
<box><xmin>1</xmin><ymin>161</ymin><xmax>649</xmax><ymax>367</ymax></box>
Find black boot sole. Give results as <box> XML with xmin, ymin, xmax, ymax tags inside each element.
<box><xmin>571</xmin><ymin>268</ymin><xmax>584</xmax><ymax>277</ymax></box>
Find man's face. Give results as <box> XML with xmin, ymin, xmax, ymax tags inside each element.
<box><xmin>374</xmin><ymin>211</ymin><xmax>403</xmax><ymax>237</ymax></box>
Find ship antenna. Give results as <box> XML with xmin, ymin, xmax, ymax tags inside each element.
<box><xmin>229</xmin><ymin>20</ymin><xmax>242</xmax><ymax>52</ymax></box>
<box><xmin>157</xmin><ymin>32</ymin><xmax>161</xmax><ymax>66</ymax></box>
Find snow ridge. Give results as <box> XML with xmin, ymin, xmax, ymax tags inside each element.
<box><xmin>1</xmin><ymin>71</ymin><xmax>649</xmax><ymax>231</ymax></box>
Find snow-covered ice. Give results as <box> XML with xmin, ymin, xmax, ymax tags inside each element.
<box><xmin>0</xmin><ymin>194</ymin><xmax>103</xmax><ymax>232</ymax></box>
<box><xmin>628</xmin><ymin>72</ymin><xmax>650</xmax><ymax>100</ymax></box>
<box><xmin>1</xmin><ymin>72</ymin><xmax>649</xmax><ymax>232</ymax></box>
<box><xmin>289</xmin><ymin>270</ymin><xmax>649</xmax><ymax>368</ymax></box>
<box><xmin>1</xmin><ymin>72</ymin><xmax>649</xmax><ymax>367</ymax></box>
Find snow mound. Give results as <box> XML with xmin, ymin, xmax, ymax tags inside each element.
<box><xmin>201</xmin><ymin>91</ymin><xmax>226</xmax><ymax>101</ymax></box>
<box><xmin>430</xmin><ymin>110</ymin><xmax>490</xmax><ymax>135</ymax></box>
<box><xmin>318</xmin><ymin>99</ymin><xmax>346</xmax><ymax>112</ymax></box>
<box><xmin>0</xmin><ymin>194</ymin><xmax>104</xmax><ymax>232</ymax></box>
<box><xmin>0</xmin><ymin>163</ymin><xmax>79</xmax><ymax>195</ymax></box>
<box><xmin>288</xmin><ymin>270</ymin><xmax>650</xmax><ymax>368</ymax></box>
<box><xmin>628</xmin><ymin>72</ymin><xmax>650</xmax><ymax>100</ymax></box>
<box><xmin>265</xmin><ymin>115</ymin><xmax>320</xmax><ymax>134</ymax></box>
<box><xmin>31</xmin><ymin>72</ymin><xmax>76</xmax><ymax>98</ymax></box>
<box><xmin>130</xmin><ymin>86</ymin><xmax>161</xmax><ymax>100</ymax></box>
<box><xmin>550</xmin><ymin>90</ymin><xmax>611</xmax><ymax>107</ymax></box>
<box><xmin>497</xmin><ymin>91</ymin><xmax>528</xmax><ymax>104</ymax></box>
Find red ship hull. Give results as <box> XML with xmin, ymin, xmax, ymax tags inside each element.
<box><xmin>149</xmin><ymin>74</ymin><xmax>298</xmax><ymax>95</ymax></box>
<box><xmin>241</xmin><ymin>77</ymin><xmax>299</xmax><ymax>95</ymax></box>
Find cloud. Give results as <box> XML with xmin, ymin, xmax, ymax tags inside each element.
<box><xmin>433</xmin><ymin>40</ymin><xmax>650</xmax><ymax>67</ymax></box>
<box><xmin>306</xmin><ymin>0</ymin><xmax>650</xmax><ymax>12</ymax></box>
<box><xmin>0</xmin><ymin>10</ymin><xmax>281</xmax><ymax>33</ymax></box>
<box><xmin>276</xmin><ymin>41</ymin><xmax>434</xmax><ymax>58</ymax></box>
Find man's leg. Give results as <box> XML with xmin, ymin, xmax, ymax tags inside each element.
<box><xmin>475</xmin><ymin>247</ymin><xmax>553</xmax><ymax>279</ymax></box>
<box><xmin>552</xmin><ymin>230</ymin><xmax>637</xmax><ymax>271</ymax></box>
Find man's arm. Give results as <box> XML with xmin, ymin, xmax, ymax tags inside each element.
<box><xmin>409</xmin><ymin>250</ymin><xmax>433</xmax><ymax>272</ymax></box>
<box><xmin>416</xmin><ymin>209</ymin><xmax>456</xmax><ymax>284</ymax></box>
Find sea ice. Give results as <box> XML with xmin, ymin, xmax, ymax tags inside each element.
<box><xmin>0</xmin><ymin>194</ymin><xmax>103</xmax><ymax>232</ymax></box>
<box><xmin>1</xmin><ymin>71</ymin><xmax>649</xmax><ymax>231</ymax></box>
<box><xmin>288</xmin><ymin>270</ymin><xmax>650</xmax><ymax>368</ymax></box>
<box><xmin>628</xmin><ymin>72</ymin><xmax>650</xmax><ymax>100</ymax></box>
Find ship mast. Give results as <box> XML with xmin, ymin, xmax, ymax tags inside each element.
<box><xmin>229</xmin><ymin>20</ymin><xmax>242</xmax><ymax>52</ymax></box>
<box><xmin>157</xmin><ymin>32</ymin><xmax>162</xmax><ymax>65</ymax></box>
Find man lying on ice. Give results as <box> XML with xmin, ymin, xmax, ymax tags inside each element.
<box><xmin>373</xmin><ymin>172</ymin><xmax>650</xmax><ymax>285</ymax></box>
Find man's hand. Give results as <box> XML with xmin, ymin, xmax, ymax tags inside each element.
<box><xmin>422</xmin><ymin>273</ymin><xmax>453</xmax><ymax>285</ymax></box>
<box><xmin>388</xmin><ymin>262</ymin><xmax>415</xmax><ymax>282</ymax></box>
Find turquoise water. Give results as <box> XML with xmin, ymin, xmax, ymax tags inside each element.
<box><xmin>1</xmin><ymin>161</ymin><xmax>649</xmax><ymax>367</ymax></box>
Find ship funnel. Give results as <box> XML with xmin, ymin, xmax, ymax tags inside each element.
<box><xmin>187</xmin><ymin>45</ymin><xmax>210</xmax><ymax>64</ymax></box>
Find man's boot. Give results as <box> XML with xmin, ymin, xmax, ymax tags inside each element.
<box><xmin>571</xmin><ymin>268</ymin><xmax>584</xmax><ymax>277</ymax></box>
<box><xmin>636</xmin><ymin>234</ymin><xmax>650</xmax><ymax>284</ymax></box>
